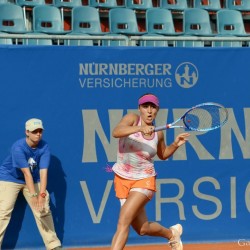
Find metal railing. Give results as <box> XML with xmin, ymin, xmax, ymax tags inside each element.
<box><xmin>0</xmin><ymin>33</ymin><xmax>250</xmax><ymax>46</ymax></box>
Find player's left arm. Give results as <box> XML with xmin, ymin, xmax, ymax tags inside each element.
<box><xmin>157</xmin><ymin>132</ymin><xmax>190</xmax><ymax>160</ymax></box>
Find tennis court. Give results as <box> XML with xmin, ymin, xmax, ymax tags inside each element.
<box><xmin>68</xmin><ymin>242</ymin><xmax>243</xmax><ymax>250</ymax></box>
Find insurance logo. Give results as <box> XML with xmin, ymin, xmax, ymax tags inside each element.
<box><xmin>175</xmin><ymin>62</ymin><xmax>198</xmax><ymax>88</ymax></box>
<box><xmin>79</xmin><ymin>62</ymin><xmax>199</xmax><ymax>89</ymax></box>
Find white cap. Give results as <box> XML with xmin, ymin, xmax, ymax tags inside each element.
<box><xmin>25</xmin><ymin>118</ymin><xmax>44</xmax><ymax>132</ymax></box>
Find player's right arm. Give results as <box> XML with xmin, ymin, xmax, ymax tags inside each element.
<box><xmin>112</xmin><ymin>113</ymin><xmax>139</xmax><ymax>138</ymax></box>
<box><xmin>112</xmin><ymin>113</ymin><xmax>153</xmax><ymax>138</ymax></box>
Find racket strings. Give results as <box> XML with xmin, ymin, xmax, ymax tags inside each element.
<box><xmin>184</xmin><ymin>105</ymin><xmax>228</xmax><ymax>131</ymax></box>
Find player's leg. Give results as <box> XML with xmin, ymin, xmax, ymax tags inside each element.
<box><xmin>131</xmin><ymin>206</ymin><xmax>172</xmax><ymax>238</ymax></box>
<box><xmin>111</xmin><ymin>191</ymin><xmax>149</xmax><ymax>250</ymax></box>
<box><xmin>0</xmin><ymin>181</ymin><xmax>22</xmax><ymax>247</ymax></box>
<box><xmin>130</xmin><ymin>189</ymin><xmax>183</xmax><ymax>250</ymax></box>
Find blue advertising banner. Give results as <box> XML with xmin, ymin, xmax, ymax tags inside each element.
<box><xmin>0</xmin><ymin>46</ymin><xmax>249</xmax><ymax>249</ymax></box>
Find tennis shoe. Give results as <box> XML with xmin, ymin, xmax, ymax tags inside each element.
<box><xmin>168</xmin><ymin>224</ymin><xmax>183</xmax><ymax>250</ymax></box>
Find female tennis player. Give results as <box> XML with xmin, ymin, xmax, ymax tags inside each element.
<box><xmin>111</xmin><ymin>93</ymin><xmax>190</xmax><ymax>250</ymax></box>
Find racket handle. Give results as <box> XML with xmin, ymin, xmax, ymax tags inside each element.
<box><xmin>154</xmin><ymin>125</ymin><xmax>170</xmax><ymax>132</ymax></box>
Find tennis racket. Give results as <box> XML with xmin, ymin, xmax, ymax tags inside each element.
<box><xmin>154</xmin><ymin>102</ymin><xmax>228</xmax><ymax>132</ymax></box>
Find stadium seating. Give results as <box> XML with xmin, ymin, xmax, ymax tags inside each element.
<box><xmin>109</xmin><ymin>7</ymin><xmax>146</xmax><ymax>35</ymax></box>
<box><xmin>216</xmin><ymin>9</ymin><xmax>246</xmax><ymax>35</ymax></box>
<box><xmin>71</xmin><ymin>6</ymin><xmax>107</xmax><ymax>34</ymax></box>
<box><xmin>176</xmin><ymin>8</ymin><xmax>213</xmax><ymax>47</ymax></box>
<box><xmin>89</xmin><ymin>0</ymin><xmax>124</xmax><ymax>9</ymax></box>
<box><xmin>125</xmin><ymin>0</ymin><xmax>153</xmax><ymax>10</ymax></box>
<box><xmin>54</xmin><ymin>0</ymin><xmax>82</xmax><ymax>25</ymax></box>
<box><xmin>0</xmin><ymin>0</ymin><xmax>250</xmax><ymax>46</ymax></box>
<box><xmin>0</xmin><ymin>3</ymin><xmax>27</xmax><ymax>33</ymax></box>
<box><xmin>16</xmin><ymin>0</ymin><xmax>45</xmax><ymax>8</ymax></box>
<box><xmin>146</xmin><ymin>8</ymin><xmax>176</xmax><ymax>35</ymax></box>
<box><xmin>33</xmin><ymin>5</ymin><xmax>68</xmax><ymax>34</ymax></box>
<box><xmin>54</xmin><ymin>0</ymin><xmax>82</xmax><ymax>9</ymax></box>
<box><xmin>225</xmin><ymin>0</ymin><xmax>250</xmax><ymax>11</ymax></box>
<box><xmin>183</xmin><ymin>8</ymin><xmax>213</xmax><ymax>36</ymax></box>
<box><xmin>193</xmin><ymin>0</ymin><xmax>221</xmax><ymax>11</ymax></box>
<box><xmin>0</xmin><ymin>0</ymin><xmax>12</xmax><ymax>3</ymax></box>
<box><xmin>16</xmin><ymin>0</ymin><xmax>45</xmax><ymax>30</ymax></box>
<box><xmin>160</xmin><ymin>0</ymin><xmax>188</xmax><ymax>11</ymax></box>
<box><xmin>212</xmin><ymin>9</ymin><xmax>246</xmax><ymax>47</ymax></box>
<box><xmin>144</xmin><ymin>8</ymin><xmax>182</xmax><ymax>46</ymax></box>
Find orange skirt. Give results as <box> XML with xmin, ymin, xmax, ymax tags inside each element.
<box><xmin>114</xmin><ymin>174</ymin><xmax>156</xmax><ymax>199</ymax></box>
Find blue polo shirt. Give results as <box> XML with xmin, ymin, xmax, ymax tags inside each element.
<box><xmin>0</xmin><ymin>138</ymin><xmax>50</xmax><ymax>184</ymax></box>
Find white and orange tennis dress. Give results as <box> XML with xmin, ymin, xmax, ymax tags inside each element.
<box><xmin>112</xmin><ymin>117</ymin><xmax>158</xmax><ymax>199</ymax></box>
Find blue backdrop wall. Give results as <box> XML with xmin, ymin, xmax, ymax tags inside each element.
<box><xmin>0</xmin><ymin>46</ymin><xmax>249</xmax><ymax>249</ymax></box>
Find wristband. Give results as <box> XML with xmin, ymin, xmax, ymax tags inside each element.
<box><xmin>30</xmin><ymin>193</ymin><xmax>38</xmax><ymax>198</ymax></box>
<box><xmin>40</xmin><ymin>192</ymin><xmax>47</xmax><ymax>198</ymax></box>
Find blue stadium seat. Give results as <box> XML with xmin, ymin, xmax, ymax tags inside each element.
<box><xmin>109</xmin><ymin>7</ymin><xmax>146</xmax><ymax>35</ymax></box>
<box><xmin>0</xmin><ymin>3</ymin><xmax>27</xmax><ymax>33</ymax></box>
<box><xmin>125</xmin><ymin>0</ymin><xmax>153</xmax><ymax>10</ymax></box>
<box><xmin>216</xmin><ymin>9</ymin><xmax>246</xmax><ymax>35</ymax></box>
<box><xmin>89</xmin><ymin>0</ymin><xmax>124</xmax><ymax>9</ymax></box>
<box><xmin>16</xmin><ymin>0</ymin><xmax>45</xmax><ymax>30</ymax></box>
<box><xmin>16</xmin><ymin>0</ymin><xmax>45</xmax><ymax>7</ymax></box>
<box><xmin>33</xmin><ymin>5</ymin><xmax>68</xmax><ymax>34</ymax></box>
<box><xmin>225</xmin><ymin>0</ymin><xmax>250</xmax><ymax>11</ymax></box>
<box><xmin>145</xmin><ymin>8</ymin><xmax>181</xmax><ymax>46</ymax></box>
<box><xmin>146</xmin><ymin>8</ymin><xmax>177</xmax><ymax>35</ymax></box>
<box><xmin>183</xmin><ymin>8</ymin><xmax>213</xmax><ymax>36</ymax></box>
<box><xmin>176</xmin><ymin>8</ymin><xmax>213</xmax><ymax>47</ymax></box>
<box><xmin>193</xmin><ymin>0</ymin><xmax>221</xmax><ymax>11</ymax></box>
<box><xmin>160</xmin><ymin>0</ymin><xmax>188</xmax><ymax>11</ymax></box>
<box><xmin>0</xmin><ymin>0</ymin><xmax>15</xmax><ymax>4</ymax></box>
<box><xmin>54</xmin><ymin>0</ymin><xmax>82</xmax><ymax>8</ymax></box>
<box><xmin>54</xmin><ymin>0</ymin><xmax>82</xmax><ymax>23</ymax></box>
<box><xmin>71</xmin><ymin>6</ymin><xmax>107</xmax><ymax>34</ymax></box>
<box><xmin>212</xmin><ymin>9</ymin><xmax>246</xmax><ymax>47</ymax></box>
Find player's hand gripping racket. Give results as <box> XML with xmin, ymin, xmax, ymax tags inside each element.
<box><xmin>154</xmin><ymin>102</ymin><xmax>228</xmax><ymax>132</ymax></box>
